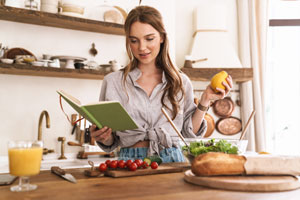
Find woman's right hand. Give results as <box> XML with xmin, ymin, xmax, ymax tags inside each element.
<box><xmin>90</xmin><ymin>125</ymin><xmax>114</xmax><ymax>146</ymax></box>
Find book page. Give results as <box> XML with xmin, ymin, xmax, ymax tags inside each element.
<box><xmin>58</xmin><ymin>90</ymin><xmax>81</xmax><ymax>105</ymax></box>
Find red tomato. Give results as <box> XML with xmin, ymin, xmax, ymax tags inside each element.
<box><xmin>118</xmin><ymin>160</ymin><xmax>126</xmax><ymax>169</ymax></box>
<box><xmin>129</xmin><ymin>162</ymin><xmax>137</xmax><ymax>171</ymax></box>
<box><xmin>150</xmin><ymin>162</ymin><xmax>158</xmax><ymax>169</ymax></box>
<box><xmin>134</xmin><ymin>159</ymin><xmax>143</xmax><ymax>168</ymax></box>
<box><xmin>126</xmin><ymin>160</ymin><xmax>133</xmax><ymax>168</ymax></box>
<box><xmin>109</xmin><ymin>160</ymin><xmax>118</xmax><ymax>169</ymax></box>
<box><xmin>141</xmin><ymin>161</ymin><xmax>149</xmax><ymax>169</ymax></box>
<box><xmin>99</xmin><ymin>163</ymin><xmax>107</xmax><ymax>172</ymax></box>
<box><xmin>105</xmin><ymin>160</ymin><xmax>111</xmax><ymax>165</ymax></box>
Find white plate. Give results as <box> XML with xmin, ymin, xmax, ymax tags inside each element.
<box><xmin>51</xmin><ymin>55</ymin><xmax>86</xmax><ymax>61</ymax></box>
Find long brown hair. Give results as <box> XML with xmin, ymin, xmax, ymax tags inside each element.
<box><xmin>123</xmin><ymin>6</ymin><xmax>184</xmax><ymax>119</ymax></box>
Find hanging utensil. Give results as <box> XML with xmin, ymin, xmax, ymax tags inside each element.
<box><xmin>89</xmin><ymin>43</ymin><xmax>98</xmax><ymax>57</ymax></box>
<box><xmin>239</xmin><ymin>110</ymin><xmax>256</xmax><ymax>140</ymax></box>
<box><xmin>216</xmin><ymin>117</ymin><xmax>242</xmax><ymax>135</ymax></box>
<box><xmin>212</xmin><ymin>97</ymin><xmax>235</xmax><ymax>118</ymax></box>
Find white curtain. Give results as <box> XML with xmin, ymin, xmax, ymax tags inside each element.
<box><xmin>236</xmin><ymin>0</ymin><xmax>268</xmax><ymax>152</ymax></box>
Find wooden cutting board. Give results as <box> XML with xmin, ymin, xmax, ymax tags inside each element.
<box><xmin>105</xmin><ymin>163</ymin><xmax>190</xmax><ymax>178</ymax></box>
<box><xmin>184</xmin><ymin>170</ymin><xmax>300</xmax><ymax>192</ymax></box>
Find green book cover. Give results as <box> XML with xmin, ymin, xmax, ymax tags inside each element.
<box><xmin>57</xmin><ymin>90</ymin><xmax>138</xmax><ymax>131</ymax></box>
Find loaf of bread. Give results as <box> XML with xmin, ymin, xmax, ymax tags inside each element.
<box><xmin>191</xmin><ymin>152</ymin><xmax>246</xmax><ymax>176</ymax></box>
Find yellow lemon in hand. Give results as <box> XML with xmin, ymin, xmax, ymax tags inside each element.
<box><xmin>210</xmin><ymin>71</ymin><xmax>229</xmax><ymax>93</ymax></box>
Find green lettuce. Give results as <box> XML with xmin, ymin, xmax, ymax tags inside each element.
<box><xmin>182</xmin><ymin>139</ymin><xmax>238</xmax><ymax>157</ymax></box>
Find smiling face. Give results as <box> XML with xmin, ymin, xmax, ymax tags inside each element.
<box><xmin>128</xmin><ymin>21</ymin><xmax>163</xmax><ymax>66</ymax></box>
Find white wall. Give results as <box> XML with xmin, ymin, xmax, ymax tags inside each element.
<box><xmin>0</xmin><ymin>0</ymin><xmax>239</xmax><ymax>156</ymax></box>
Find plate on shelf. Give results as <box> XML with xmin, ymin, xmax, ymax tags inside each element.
<box><xmin>50</xmin><ymin>56</ymin><xmax>86</xmax><ymax>61</ymax></box>
<box><xmin>87</xmin><ymin>4</ymin><xmax>126</xmax><ymax>24</ymax></box>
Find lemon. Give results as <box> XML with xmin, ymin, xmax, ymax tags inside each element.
<box><xmin>258</xmin><ymin>151</ymin><xmax>270</xmax><ymax>155</ymax></box>
<box><xmin>210</xmin><ymin>71</ymin><xmax>228</xmax><ymax>93</ymax></box>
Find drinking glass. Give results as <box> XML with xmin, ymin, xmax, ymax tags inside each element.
<box><xmin>8</xmin><ymin>140</ymin><xmax>43</xmax><ymax>192</ymax></box>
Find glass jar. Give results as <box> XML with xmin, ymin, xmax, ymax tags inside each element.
<box><xmin>25</xmin><ymin>0</ymin><xmax>38</xmax><ymax>10</ymax></box>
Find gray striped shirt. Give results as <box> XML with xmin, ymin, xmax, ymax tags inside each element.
<box><xmin>97</xmin><ymin>67</ymin><xmax>206</xmax><ymax>156</ymax></box>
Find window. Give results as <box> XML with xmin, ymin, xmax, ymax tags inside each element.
<box><xmin>266</xmin><ymin>0</ymin><xmax>300</xmax><ymax>155</ymax></box>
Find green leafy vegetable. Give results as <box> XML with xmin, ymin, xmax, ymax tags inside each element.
<box><xmin>182</xmin><ymin>139</ymin><xmax>238</xmax><ymax>157</ymax></box>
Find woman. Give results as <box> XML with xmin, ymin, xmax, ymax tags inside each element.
<box><xmin>90</xmin><ymin>6</ymin><xmax>232</xmax><ymax>162</ymax></box>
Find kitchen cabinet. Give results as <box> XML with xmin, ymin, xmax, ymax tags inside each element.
<box><xmin>1</xmin><ymin>168</ymin><xmax>299</xmax><ymax>200</ymax></box>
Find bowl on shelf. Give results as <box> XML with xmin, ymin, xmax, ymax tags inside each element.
<box><xmin>74</xmin><ymin>62</ymin><xmax>85</xmax><ymax>69</ymax></box>
<box><xmin>0</xmin><ymin>58</ymin><xmax>14</xmax><ymax>64</ymax></box>
<box><xmin>60</xmin><ymin>3</ymin><xmax>85</xmax><ymax>18</ymax></box>
<box><xmin>99</xmin><ymin>64</ymin><xmax>112</xmax><ymax>72</ymax></box>
<box><xmin>31</xmin><ymin>61</ymin><xmax>47</xmax><ymax>67</ymax></box>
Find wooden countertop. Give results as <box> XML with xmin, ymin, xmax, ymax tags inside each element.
<box><xmin>1</xmin><ymin>167</ymin><xmax>300</xmax><ymax>200</ymax></box>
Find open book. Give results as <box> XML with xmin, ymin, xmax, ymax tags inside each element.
<box><xmin>57</xmin><ymin>90</ymin><xmax>138</xmax><ymax>131</ymax></box>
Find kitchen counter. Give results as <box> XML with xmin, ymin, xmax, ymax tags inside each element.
<box><xmin>1</xmin><ymin>167</ymin><xmax>300</xmax><ymax>200</ymax></box>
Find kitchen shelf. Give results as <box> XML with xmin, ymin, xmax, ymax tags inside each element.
<box><xmin>0</xmin><ymin>63</ymin><xmax>254</xmax><ymax>81</ymax></box>
<box><xmin>0</xmin><ymin>5</ymin><xmax>125</xmax><ymax>35</ymax></box>
<box><xmin>0</xmin><ymin>63</ymin><xmax>109</xmax><ymax>80</ymax></box>
<box><xmin>181</xmin><ymin>68</ymin><xmax>253</xmax><ymax>82</ymax></box>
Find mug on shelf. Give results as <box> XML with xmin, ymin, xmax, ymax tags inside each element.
<box><xmin>40</xmin><ymin>0</ymin><xmax>59</xmax><ymax>13</ymax></box>
<box><xmin>59</xmin><ymin>0</ymin><xmax>85</xmax><ymax>17</ymax></box>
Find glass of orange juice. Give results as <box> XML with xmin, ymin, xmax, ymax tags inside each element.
<box><xmin>8</xmin><ymin>140</ymin><xmax>43</xmax><ymax>192</ymax></box>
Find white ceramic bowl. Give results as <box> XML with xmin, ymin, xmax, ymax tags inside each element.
<box><xmin>32</xmin><ymin>61</ymin><xmax>46</xmax><ymax>67</ymax></box>
<box><xmin>0</xmin><ymin>58</ymin><xmax>14</xmax><ymax>64</ymax></box>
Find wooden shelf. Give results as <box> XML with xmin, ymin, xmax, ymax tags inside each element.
<box><xmin>181</xmin><ymin>68</ymin><xmax>253</xmax><ymax>82</ymax></box>
<box><xmin>0</xmin><ymin>6</ymin><xmax>125</xmax><ymax>35</ymax></box>
<box><xmin>0</xmin><ymin>64</ymin><xmax>254</xmax><ymax>82</ymax></box>
<box><xmin>0</xmin><ymin>63</ymin><xmax>110</xmax><ymax>80</ymax></box>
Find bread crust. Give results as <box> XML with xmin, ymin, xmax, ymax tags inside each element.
<box><xmin>191</xmin><ymin>152</ymin><xmax>246</xmax><ymax>176</ymax></box>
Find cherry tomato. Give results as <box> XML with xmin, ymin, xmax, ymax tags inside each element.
<box><xmin>150</xmin><ymin>161</ymin><xmax>158</xmax><ymax>169</ymax></box>
<box><xmin>126</xmin><ymin>160</ymin><xmax>133</xmax><ymax>168</ymax></box>
<box><xmin>109</xmin><ymin>160</ymin><xmax>118</xmax><ymax>169</ymax></box>
<box><xmin>129</xmin><ymin>162</ymin><xmax>137</xmax><ymax>171</ymax></box>
<box><xmin>99</xmin><ymin>163</ymin><xmax>107</xmax><ymax>172</ymax></box>
<box><xmin>105</xmin><ymin>160</ymin><xmax>111</xmax><ymax>165</ymax></box>
<box><xmin>141</xmin><ymin>161</ymin><xmax>149</xmax><ymax>169</ymax></box>
<box><xmin>134</xmin><ymin>159</ymin><xmax>143</xmax><ymax>168</ymax></box>
<box><xmin>118</xmin><ymin>160</ymin><xmax>126</xmax><ymax>169</ymax></box>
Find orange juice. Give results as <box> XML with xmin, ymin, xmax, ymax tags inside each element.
<box><xmin>8</xmin><ymin>147</ymin><xmax>43</xmax><ymax>176</ymax></box>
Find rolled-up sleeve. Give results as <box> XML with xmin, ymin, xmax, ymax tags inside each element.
<box><xmin>181</xmin><ymin>74</ymin><xmax>207</xmax><ymax>138</ymax></box>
